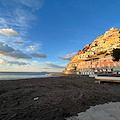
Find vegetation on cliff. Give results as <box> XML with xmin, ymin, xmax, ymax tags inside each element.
<box><xmin>112</xmin><ymin>49</ymin><xmax>120</xmax><ymax>61</ymax></box>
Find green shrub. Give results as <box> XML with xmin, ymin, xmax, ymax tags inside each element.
<box><xmin>112</xmin><ymin>49</ymin><xmax>120</xmax><ymax>61</ymax></box>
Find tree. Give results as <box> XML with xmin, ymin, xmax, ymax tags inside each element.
<box><xmin>112</xmin><ymin>49</ymin><xmax>120</xmax><ymax>61</ymax></box>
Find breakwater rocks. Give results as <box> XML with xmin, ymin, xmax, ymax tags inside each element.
<box><xmin>46</xmin><ymin>73</ymin><xmax>67</xmax><ymax>76</ymax></box>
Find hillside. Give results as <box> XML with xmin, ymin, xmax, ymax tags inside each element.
<box><xmin>63</xmin><ymin>27</ymin><xmax>120</xmax><ymax>74</ymax></box>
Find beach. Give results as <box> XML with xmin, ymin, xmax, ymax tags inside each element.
<box><xmin>0</xmin><ymin>75</ymin><xmax>120</xmax><ymax>120</ymax></box>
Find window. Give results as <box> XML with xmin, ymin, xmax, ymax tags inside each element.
<box><xmin>102</xmin><ymin>64</ymin><xmax>104</xmax><ymax>67</ymax></box>
<box><xmin>107</xmin><ymin>64</ymin><xmax>110</xmax><ymax>67</ymax></box>
<box><xmin>97</xmin><ymin>65</ymin><xmax>100</xmax><ymax>67</ymax></box>
<box><xmin>110</xmin><ymin>59</ymin><xmax>113</xmax><ymax>62</ymax></box>
<box><xmin>114</xmin><ymin>63</ymin><xmax>116</xmax><ymax>66</ymax></box>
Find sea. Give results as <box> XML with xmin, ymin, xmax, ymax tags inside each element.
<box><xmin>0</xmin><ymin>72</ymin><xmax>55</xmax><ymax>80</ymax></box>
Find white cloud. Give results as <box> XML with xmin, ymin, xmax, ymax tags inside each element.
<box><xmin>0</xmin><ymin>42</ymin><xmax>31</xmax><ymax>59</ymax></box>
<box><xmin>0</xmin><ymin>29</ymin><xmax>19</xmax><ymax>37</ymax></box>
<box><xmin>0</xmin><ymin>2</ymin><xmax>37</xmax><ymax>39</ymax></box>
<box><xmin>30</xmin><ymin>52</ymin><xmax>47</xmax><ymax>58</ymax></box>
<box><xmin>0</xmin><ymin>59</ymin><xmax>28</xmax><ymax>66</ymax></box>
<box><xmin>26</xmin><ymin>43</ymin><xmax>42</xmax><ymax>52</ymax></box>
<box><xmin>16</xmin><ymin>0</ymin><xmax>44</xmax><ymax>10</ymax></box>
<box><xmin>46</xmin><ymin>63</ymin><xmax>65</xmax><ymax>69</ymax></box>
<box><xmin>7</xmin><ymin>50</ymin><xmax>32</xmax><ymax>59</ymax></box>
<box><xmin>0</xmin><ymin>0</ymin><xmax>43</xmax><ymax>36</ymax></box>
<box><xmin>0</xmin><ymin>0</ymin><xmax>47</xmax><ymax>72</ymax></box>
<box><xmin>7</xmin><ymin>61</ymin><xmax>27</xmax><ymax>66</ymax></box>
<box><xmin>29</xmin><ymin>46</ymin><xmax>35</xmax><ymax>51</ymax></box>
<box><xmin>14</xmin><ymin>8</ymin><xmax>36</xmax><ymax>29</ymax></box>
<box><xmin>0</xmin><ymin>18</ymin><xmax>8</xmax><ymax>28</ymax></box>
<box><xmin>0</xmin><ymin>1</ymin><xmax>44</xmax><ymax>53</ymax></box>
<box><xmin>0</xmin><ymin>59</ymin><xmax>4</xmax><ymax>64</ymax></box>
<box><xmin>60</xmin><ymin>52</ymin><xmax>77</xmax><ymax>60</ymax></box>
<box><xmin>0</xmin><ymin>42</ymin><xmax>14</xmax><ymax>52</ymax></box>
<box><xmin>14</xmin><ymin>41</ymin><xmax>23</xmax><ymax>45</ymax></box>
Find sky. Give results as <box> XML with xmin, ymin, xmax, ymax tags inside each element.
<box><xmin>0</xmin><ymin>0</ymin><xmax>120</xmax><ymax>72</ymax></box>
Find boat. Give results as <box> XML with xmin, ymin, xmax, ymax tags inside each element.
<box><xmin>95</xmin><ymin>74</ymin><xmax>120</xmax><ymax>83</ymax></box>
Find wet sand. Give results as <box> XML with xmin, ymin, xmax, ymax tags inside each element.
<box><xmin>0</xmin><ymin>75</ymin><xmax>120</xmax><ymax>120</ymax></box>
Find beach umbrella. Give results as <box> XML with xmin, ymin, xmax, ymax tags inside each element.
<box><xmin>98</xmin><ymin>68</ymin><xmax>102</xmax><ymax>72</ymax></box>
<box><xmin>107</xmin><ymin>68</ymin><xmax>111</xmax><ymax>72</ymax></box>
<box><xmin>102</xmin><ymin>68</ymin><xmax>106</xmax><ymax>72</ymax></box>
<box><xmin>94</xmin><ymin>68</ymin><xmax>98</xmax><ymax>72</ymax></box>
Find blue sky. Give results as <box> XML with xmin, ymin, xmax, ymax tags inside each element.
<box><xmin>0</xmin><ymin>0</ymin><xmax>120</xmax><ymax>72</ymax></box>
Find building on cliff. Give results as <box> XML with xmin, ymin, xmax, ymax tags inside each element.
<box><xmin>63</xmin><ymin>27</ymin><xmax>120</xmax><ymax>74</ymax></box>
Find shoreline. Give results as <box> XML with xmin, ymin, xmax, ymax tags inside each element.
<box><xmin>0</xmin><ymin>75</ymin><xmax>120</xmax><ymax>120</ymax></box>
<box><xmin>0</xmin><ymin>74</ymin><xmax>58</xmax><ymax>81</ymax></box>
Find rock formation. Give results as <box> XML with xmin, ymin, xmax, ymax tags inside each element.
<box><xmin>63</xmin><ymin>27</ymin><xmax>120</xmax><ymax>74</ymax></box>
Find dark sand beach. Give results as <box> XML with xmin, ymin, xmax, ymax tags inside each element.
<box><xmin>0</xmin><ymin>75</ymin><xmax>120</xmax><ymax>120</ymax></box>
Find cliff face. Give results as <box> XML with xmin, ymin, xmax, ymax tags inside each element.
<box><xmin>63</xmin><ymin>27</ymin><xmax>120</xmax><ymax>74</ymax></box>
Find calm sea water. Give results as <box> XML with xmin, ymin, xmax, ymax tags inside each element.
<box><xmin>0</xmin><ymin>72</ymin><xmax>54</xmax><ymax>80</ymax></box>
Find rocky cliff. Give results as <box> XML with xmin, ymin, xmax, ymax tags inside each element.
<box><xmin>63</xmin><ymin>27</ymin><xmax>120</xmax><ymax>74</ymax></box>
